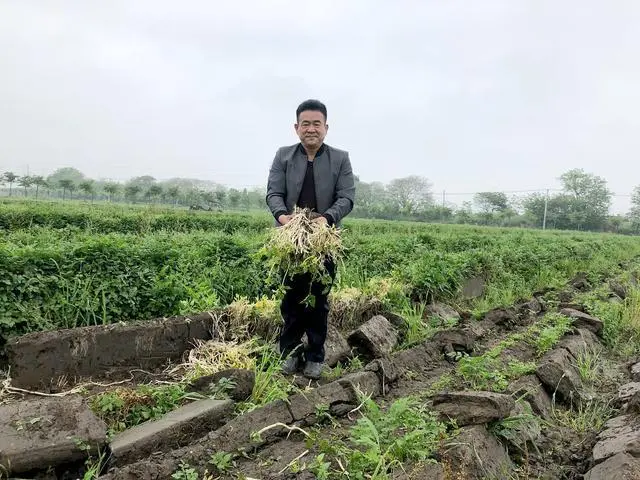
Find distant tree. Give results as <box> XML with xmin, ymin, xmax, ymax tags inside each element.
<box><xmin>559</xmin><ymin>169</ymin><xmax>611</xmax><ymax>230</ymax></box>
<box><xmin>522</xmin><ymin>170</ymin><xmax>612</xmax><ymax>231</ymax></box>
<box><xmin>353</xmin><ymin>180</ymin><xmax>387</xmax><ymax>217</ymax></box>
<box><xmin>124</xmin><ymin>184</ymin><xmax>142</xmax><ymax>203</ymax></box>
<box><xmin>17</xmin><ymin>175</ymin><xmax>33</xmax><ymax>197</ymax></box>
<box><xmin>2</xmin><ymin>172</ymin><xmax>18</xmax><ymax>196</ymax></box>
<box><xmin>200</xmin><ymin>190</ymin><xmax>216</xmax><ymax>208</ymax></box>
<box><xmin>214</xmin><ymin>190</ymin><xmax>226</xmax><ymax>207</ymax></box>
<box><xmin>146</xmin><ymin>184</ymin><xmax>163</xmax><ymax>203</ymax></box>
<box><xmin>454</xmin><ymin>201</ymin><xmax>474</xmax><ymax>224</ymax></box>
<box><xmin>47</xmin><ymin>167</ymin><xmax>85</xmax><ymax>186</ymax></box>
<box><xmin>386</xmin><ymin>175</ymin><xmax>433</xmax><ymax>215</ymax></box>
<box><xmin>128</xmin><ymin>175</ymin><xmax>156</xmax><ymax>191</ymax></box>
<box><xmin>166</xmin><ymin>186</ymin><xmax>180</xmax><ymax>206</ymax></box>
<box><xmin>103</xmin><ymin>182</ymin><xmax>120</xmax><ymax>202</ymax></box>
<box><xmin>608</xmin><ymin>215</ymin><xmax>625</xmax><ymax>233</ymax></box>
<box><xmin>629</xmin><ymin>185</ymin><xmax>640</xmax><ymax>234</ymax></box>
<box><xmin>228</xmin><ymin>188</ymin><xmax>241</xmax><ymax>209</ymax></box>
<box><xmin>58</xmin><ymin>179</ymin><xmax>76</xmax><ymax>200</ymax></box>
<box><xmin>79</xmin><ymin>180</ymin><xmax>96</xmax><ymax>201</ymax></box>
<box><xmin>474</xmin><ymin>192</ymin><xmax>509</xmax><ymax>213</ymax></box>
<box><xmin>31</xmin><ymin>175</ymin><xmax>47</xmax><ymax>199</ymax></box>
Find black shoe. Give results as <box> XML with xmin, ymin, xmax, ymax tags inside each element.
<box><xmin>303</xmin><ymin>361</ymin><xmax>323</xmax><ymax>380</ymax></box>
<box><xmin>282</xmin><ymin>355</ymin><xmax>301</xmax><ymax>375</ymax></box>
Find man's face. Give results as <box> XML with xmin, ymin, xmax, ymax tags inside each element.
<box><xmin>295</xmin><ymin>110</ymin><xmax>328</xmax><ymax>150</ymax></box>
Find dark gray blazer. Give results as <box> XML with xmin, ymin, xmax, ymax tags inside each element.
<box><xmin>266</xmin><ymin>143</ymin><xmax>355</xmax><ymax>226</ymax></box>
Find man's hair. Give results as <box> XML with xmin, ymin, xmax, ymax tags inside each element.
<box><xmin>296</xmin><ymin>99</ymin><xmax>327</xmax><ymax>122</ymax></box>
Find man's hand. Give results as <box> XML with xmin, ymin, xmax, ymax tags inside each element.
<box><xmin>278</xmin><ymin>214</ymin><xmax>292</xmax><ymax>225</ymax></box>
<box><xmin>313</xmin><ymin>216</ymin><xmax>328</xmax><ymax>226</ymax></box>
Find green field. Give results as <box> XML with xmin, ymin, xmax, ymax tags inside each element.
<box><xmin>2</xmin><ymin>198</ymin><xmax>640</xmax><ymax>346</ymax></box>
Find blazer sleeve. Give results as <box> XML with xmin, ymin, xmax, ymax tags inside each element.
<box><xmin>324</xmin><ymin>152</ymin><xmax>356</xmax><ymax>225</ymax></box>
<box><xmin>265</xmin><ymin>148</ymin><xmax>288</xmax><ymax>220</ymax></box>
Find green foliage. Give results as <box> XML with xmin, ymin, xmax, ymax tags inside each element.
<box><xmin>399</xmin><ymin>303</ymin><xmax>435</xmax><ymax>348</ymax></box>
<box><xmin>457</xmin><ymin>355</ymin><xmax>509</xmax><ymax>392</ymax></box>
<box><xmin>491</xmin><ymin>401</ymin><xmax>542</xmax><ymax>454</ymax></box>
<box><xmin>505</xmin><ymin>360</ymin><xmax>538</xmax><ymax>379</ymax></box>
<box><xmin>310</xmin><ymin>396</ymin><xmax>447</xmax><ymax>479</ymax></box>
<box><xmin>91</xmin><ymin>384</ymin><xmax>188</xmax><ymax>435</ymax></box>
<box><xmin>527</xmin><ymin>312</ymin><xmax>574</xmax><ymax>355</ymax></box>
<box><xmin>552</xmin><ymin>398</ymin><xmax>614</xmax><ymax>433</ymax></box>
<box><xmin>236</xmin><ymin>344</ymin><xmax>295</xmax><ymax>413</ymax></box>
<box><xmin>308</xmin><ymin>453</ymin><xmax>331</xmax><ymax>479</ymax></box>
<box><xmin>574</xmin><ymin>344</ymin><xmax>604</xmax><ymax>384</ymax></box>
<box><xmin>209</xmin><ymin>452</ymin><xmax>236</xmax><ymax>474</ymax></box>
<box><xmin>582</xmin><ymin>287</ymin><xmax>640</xmax><ymax>356</ymax></box>
<box><xmin>171</xmin><ymin>462</ymin><xmax>199</xmax><ymax>480</ymax></box>
<box><xmin>2</xmin><ymin>200</ymin><xmax>640</xmax><ymax>345</ymax></box>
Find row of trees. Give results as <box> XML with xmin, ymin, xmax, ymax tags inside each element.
<box><xmin>2</xmin><ymin>167</ymin><xmax>639</xmax><ymax>234</ymax></box>
<box><xmin>354</xmin><ymin>169</ymin><xmax>639</xmax><ymax>234</ymax></box>
<box><xmin>0</xmin><ymin>168</ymin><xmax>266</xmax><ymax>210</ymax></box>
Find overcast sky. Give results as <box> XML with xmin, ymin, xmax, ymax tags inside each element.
<box><xmin>1</xmin><ymin>1</ymin><xmax>639</xmax><ymax>212</ymax></box>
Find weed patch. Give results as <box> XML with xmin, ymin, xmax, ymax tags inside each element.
<box><xmin>305</xmin><ymin>396</ymin><xmax>447</xmax><ymax>479</ymax></box>
<box><xmin>91</xmin><ymin>384</ymin><xmax>189</xmax><ymax>435</ymax></box>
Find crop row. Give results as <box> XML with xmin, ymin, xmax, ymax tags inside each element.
<box><xmin>2</xmin><ymin>201</ymin><xmax>640</xmax><ymax>346</ymax></box>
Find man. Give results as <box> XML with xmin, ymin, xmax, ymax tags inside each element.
<box><xmin>266</xmin><ymin>99</ymin><xmax>355</xmax><ymax>379</ymax></box>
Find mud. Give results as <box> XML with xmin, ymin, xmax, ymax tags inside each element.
<box><xmin>6</xmin><ymin>268</ymin><xmax>640</xmax><ymax>479</ymax></box>
<box><xmin>5</xmin><ymin>312</ymin><xmax>219</xmax><ymax>390</ymax></box>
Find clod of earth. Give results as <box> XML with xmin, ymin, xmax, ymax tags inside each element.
<box><xmin>507</xmin><ymin>375</ymin><xmax>553</xmax><ymax>420</ymax></box>
<box><xmin>424</xmin><ymin>302</ymin><xmax>460</xmax><ymax>326</ymax></box>
<box><xmin>498</xmin><ymin>401</ymin><xmax>543</xmax><ymax>453</ymax></box>
<box><xmin>441</xmin><ymin>425</ymin><xmax>514</xmax><ymax>479</ymax></box>
<box><xmin>431</xmin><ymin>391</ymin><xmax>515</xmax><ymax>426</ymax></box>
<box><xmin>609</xmin><ymin>280</ymin><xmax>629</xmax><ymax>300</ymax></box>
<box><xmin>286</xmin><ymin>381</ymin><xmax>352</xmax><ymax>422</ymax></box>
<box><xmin>560</xmin><ymin>308</ymin><xmax>604</xmax><ymax>336</ymax></box>
<box><xmin>393</xmin><ymin>462</ymin><xmax>445</xmax><ymax>479</ymax></box>
<box><xmin>430</xmin><ymin>328</ymin><xmax>476</xmax><ymax>360</ymax></box>
<box><xmin>187</xmin><ymin>368</ymin><xmax>255</xmax><ymax>401</ymax></box>
<box><xmin>484</xmin><ymin>307</ymin><xmax>519</xmax><ymax>326</ymax></box>
<box><xmin>0</xmin><ymin>395</ymin><xmax>107</xmax><ymax>474</ymax></box>
<box><xmin>592</xmin><ymin>415</ymin><xmax>640</xmax><ymax>464</ymax></box>
<box><xmin>584</xmin><ymin>452</ymin><xmax>640</xmax><ymax>480</ymax></box>
<box><xmin>347</xmin><ymin>314</ymin><xmax>398</xmax><ymax>358</ymax></box>
<box><xmin>570</xmin><ymin>272</ymin><xmax>591</xmax><ymax>291</ymax></box>
<box><xmin>558</xmin><ymin>328</ymin><xmax>600</xmax><ymax>360</ymax></box>
<box><xmin>617</xmin><ymin>382</ymin><xmax>640</xmax><ymax>404</ymax></box>
<box><xmin>365</xmin><ymin>357</ymin><xmax>400</xmax><ymax>384</ymax></box>
<box><xmin>5</xmin><ymin>314</ymin><xmax>217</xmax><ymax>390</ymax></box>
<box><xmin>517</xmin><ymin>297</ymin><xmax>544</xmax><ymax>315</ymax></box>
<box><xmin>338</xmin><ymin>371</ymin><xmax>382</xmax><ymax>400</ymax></box>
<box><xmin>109</xmin><ymin>398</ymin><xmax>233</xmax><ymax>466</ymax></box>
<box><xmin>535</xmin><ymin>347</ymin><xmax>584</xmax><ymax>405</ymax></box>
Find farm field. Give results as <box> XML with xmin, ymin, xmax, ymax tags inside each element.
<box><xmin>2</xmin><ymin>198</ymin><xmax>640</xmax><ymax>479</ymax></box>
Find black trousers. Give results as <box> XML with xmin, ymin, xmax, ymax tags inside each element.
<box><xmin>279</xmin><ymin>259</ymin><xmax>336</xmax><ymax>363</ymax></box>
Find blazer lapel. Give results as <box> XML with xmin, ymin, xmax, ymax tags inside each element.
<box><xmin>290</xmin><ymin>150</ymin><xmax>308</xmax><ymax>208</ymax></box>
<box><xmin>313</xmin><ymin>150</ymin><xmax>331</xmax><ymax>212</ymax></box>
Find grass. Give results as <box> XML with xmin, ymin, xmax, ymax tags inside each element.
<box><xmin>3</xmin><ymin>200</ymin><xmax>640</xmax><ymax>344</ymax></box>
<box><xmin>89</xmin><ymin>339</ymin><xmax>294</xmax><ymax>433</ymax></box>
<box><xmin>526</xmin><ymin>312</ymin><xmax>574</xmax><ymax>356</ymax></box>
<box><xmin>551</xmin><ymin>398</ymin><xmax>614</xmax><ymax>433</ymax></box>
<box><xmin>582</xmin><ymin>285</ymin><xmax>640</xmax><ymax>356</ymax></box>
<box><xmin>304</xmin><ymin>395</ymin><xmax>448</xmax><ymax>479</ymax></box>
<box><xmin>574</xmin><ymin>344</ymin><xmax>604</xmax><ymax>384</ymax></box>
<box><xmin>91</xmin><ymin>384</ymin><xmax>191</xmax><ymax>435</ymax></box>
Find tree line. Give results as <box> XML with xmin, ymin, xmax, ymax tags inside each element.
<box><xmin>2</xmin><ymin>167</ymin><xmax>639</xmax><ymax>234</ymax></box>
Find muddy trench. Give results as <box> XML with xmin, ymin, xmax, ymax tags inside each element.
<box><xmin>1</xmin><ymin>268</ymin><xmax>640</xmax><ymax>479</ymax></box>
